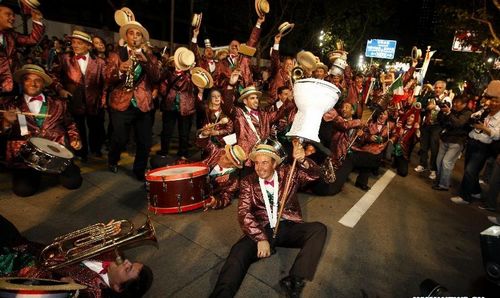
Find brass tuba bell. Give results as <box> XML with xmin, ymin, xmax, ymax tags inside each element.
<box><xmin>40</xmin><ymin>217</ymin><xmax>157</xmax><ymax>270</ymax></box>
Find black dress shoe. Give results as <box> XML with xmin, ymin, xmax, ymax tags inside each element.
<box><xmin>279</xmin><ymin>275</ymin><xmax>305</xmax><ymax>298</ymax></box>
<box><xmin>431</xmin><ymin>185</ymin><xmax>449</xmax><ymax>191</ymax></box>
<box><xmin>133</xmin><ymin>170</ymin><xmax>145</xmax><ymax>181</ymax></box>
<box><xmin>108</xmin><ymin>164</ymin><xmax>118</xmax><ymax>173</ymax></box>
<box><xmin>355</xmin><ymin>182</ymin><xmax>371</xmax><ymax>191</ymax></box>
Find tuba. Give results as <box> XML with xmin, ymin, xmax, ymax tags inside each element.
<box><xmin>40</xmin><ymin>217</ymin><xmax>157</xmax><ymax>270</ymax></box>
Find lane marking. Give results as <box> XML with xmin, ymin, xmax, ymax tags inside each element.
<box><xmin>338</xmin><ymin>170</ymin><xmax>396</xmax><ymax>228</ymax></box>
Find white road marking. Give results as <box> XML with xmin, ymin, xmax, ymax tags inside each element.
<box><xmin>338</xmin><ymin>170</ymin><xmax>396</xmax><ymax>228</ymax></box>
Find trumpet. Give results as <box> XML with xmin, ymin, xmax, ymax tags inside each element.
<box><xmin>39</xmin><ymin>217</ymin><xmax>157</xmax><ymax>270</ymax></box>
<box><xmin>291</xmin><ymin>66</ymin><xmax>304</xmax><ymax>83</ymax></box>
<box><xmin>197</xmin><ymin>117</ymin><xmax>229</xmax><ymax>134</ymax></box>
<box><xmin>124</xmin><ymin>52</ymin><xmax>138</xmax><ymax>92</ymax></box>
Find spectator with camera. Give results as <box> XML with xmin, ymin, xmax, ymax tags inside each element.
<box><xmin>451</xmin><ymin>81</ymin><xmax>500</xmax><ymax>205</ymax></box>
<box><xmin>415</xmin><ymin>80</ymin><xmax>452</xmax><ymax>180</ymax></box>
<box><xmin>433</xmin><ymin>95</ymin><xmax>472</xmax><ymax>191</ymax></box>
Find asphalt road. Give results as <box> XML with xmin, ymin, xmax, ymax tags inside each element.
<box><xmin>1</xmin><ymin>111</ymin><xmax>499</xmax><ymax>297</ymax></box>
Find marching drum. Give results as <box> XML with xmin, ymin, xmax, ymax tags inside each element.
<box><xmin>286</xmin><ymin>78</ymin><xmax>340</xmax><ymax>142</ymax></box>
<box><xmin>145</xmin><ymin>163</ymin><xmax>211</xmax><ymax>214</ymax></box>
<box><xmin>19</xmin><ymin>137</ymin><xmax>74</xmax><ymax>174</ymax></box>
<box><xmin>0</xmin><ymin>277</ymin><xmax>86</xmax><ymax>298</ymax></box>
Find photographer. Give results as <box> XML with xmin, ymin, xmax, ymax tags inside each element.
<box><xmin>451</xmin><ymin>81</ymin><xmax>500</xmax><ymax>205</ymax></box>
<box><xmin>415</xmin><ymin>80</ymin><xmax>452</xmax><ymax>180</ymax></box>
<box><xmin>433</xmin><ymin>95</ymin><xmax>472</xmax><ymax>191</ymax></box>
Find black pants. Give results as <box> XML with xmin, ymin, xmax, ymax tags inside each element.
<box><xmin>0</xmin><ymin>214</ymin><xmax>23</xmax><ymax>247</ymax></box>
<box><xmin>394</xmin><ymin>155</ymin><xmax>409</xmax><ymax>177</ymax></box>
<box><xmin>210</xmin><ymin>221</ymin><xmax>327</xmax><ymax>298</ymax></box>
<box><xmin>352</xmin><ymin>151</ymin><xmax>382</xmax><ymax>186</ymax></box>
<box><xmin>419</xmin><ymin>125</ymin><xmax>441</xmax><ymax>170</ymax></box>
<box><xmin>160</xmin><ymin>110</ymin><xmax>193</xmax><ymax>157</ymax></box>
<box><xmin>73</xmin><ymin>111</ymin><xmax>105</xmax><ymax>158</ymax></box>
<box><xmin>11</xmin><ymin>163</ymin><xmax>82</xmax><ymax>197</ymax></box>
<box><xmin>108</xmin><ymin>106</ymin><xmax>153</xmax><ymax>175</ymax></box>
<box><xmin>311</xmin><ymin>157</ymin><xmax>354</xmax><ymax>196</ymax></box>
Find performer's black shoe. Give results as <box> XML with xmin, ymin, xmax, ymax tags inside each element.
<box><xmin>108</xmin><ymin>164</ymin><xmax>118</xmax><ymax>173</ymax></box>
<box><xmin>133</xmin><ymin>170</ymin><xmax>145</xmax><ymax>182</ymax></box>
<box><xmin>355</xmin><ymin>182</ymin><xmax>371</xmax><ymax>191</ymax></box>
<box><xmin>279</xmin><ymin>275</ymin><xmax>305</xmax><ymax>298</ymax></box>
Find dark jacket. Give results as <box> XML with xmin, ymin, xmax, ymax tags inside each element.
<box><xmin>438</xmin><ymin>108</ymin><xmax>472</xmax><ymax>144</ymax></box>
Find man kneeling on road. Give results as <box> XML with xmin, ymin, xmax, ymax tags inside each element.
<box><xmin>210</xmin><ymin>140</ymin><xmax>326</xmax><ymax>298</ymax></box>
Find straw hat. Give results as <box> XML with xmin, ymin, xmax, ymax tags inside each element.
<box><xmin>296</xmin><ymin>50</ymin><xmax>317</xmax><ymax>72</ymax></box>
<box><xmin>239</xmin><ymin>44</ymin><xmax>256</xmax><ymax>57</ymax></box>
<box><xmin>119</xmin><ymin>21</ymin><xmax>150</xmax><ymax>42</ymax></box>
<box><xmin>278</xmin><ymin>22</ymin><xmax>295</xmax><ymax>37</ymax></box>
<box><xmin>411</xmin><ymin>46</ymin><xmax>422</xmax><ymax>60</ymax></box>
<box><xmin>14</xmin><ymin>64</ymin><xmax>53</xmax><ymax>86</ymax></box>
<box><xmin>216</xmin><ymin>48</ymin><xmax>229</xmax><ymax>61</ymax></box>
<box><xmin>238</xmin><ymin>86</ymin><xmax>262</xmax><ymax>102</ymax></box>
<box><xmin>249</xmin><ymin>144</ymin><xmax>282</xmax><ymax>165</ymax></box>
<box><xmin>173</xmin><ymin>47</ymin><xmax>196</xmax><ymax>71</ymax></box>
<box><xmin>20</xmin><ymin>0</ymin><xmax>40</xmax><ymax>9</ymax></box>
<box><xmin>255</xmin><ymin>0</ymin><xmax>270</xmax><ymax>17</ymax></box>
<box><xmin>485</xmin><ymin>80</ymin><xmax>500</xmax><ymax>99</ymax></box>
<box><xmin>191</xmin><ymin>13</ymin><xmax>202</xmax><ymax>28</ymax></box>
<box><xmin>315</xmin><ymin>62</ymin><xmax>328</xmax><ymax>72</ymax></box>
<box><xmin>224</xmin><ymin>144</ymin><xmax>247</xmax><ymax>169</ymax></box>
<box><xmin>69</xmin><ymin>30</ymin><xmax>92</xmax><ymax>44</ymax></box>
<box><xmin>327</xmin><ymin>50</ymin><xmax>348</xmax><ymax>63</ymax></box>
<box><xmin>190</xmin><ymin>67</ymin><xmax>213</xmax><ymax>89</ymax></box>
<box><xmin>114</xmin><ymin>7</ymin><xmax>135</xmax><ymax>26</ymax></box>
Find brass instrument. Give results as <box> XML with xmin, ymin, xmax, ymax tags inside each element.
<box><xmin>196</xmin><ymin>117</ymin><xmax>229</xmax><ymax>134</ymax></box>
<box><xmin>124</xmin><ymin>51</ymin><xmax>139</xmax><ymax>92</ymax></box>
<box><xmin>291</xmin><ymin>66</ymin><xmax>304</xmax><ymax>83</ymax></box>
<box><xmin>40</xmin><ymin>217</ymin><xmax>157</xmax><ymax>270</ymax></box>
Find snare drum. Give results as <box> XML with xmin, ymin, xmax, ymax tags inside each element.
<box><xmin>145</xmin><ymin>163</ymin><xmax>211</xmax><ymax>214</ymax></box>
<box><xmin>19</xmin><ymin>137</ymin><xmax>74</xmax><ymax>174</ymax></box>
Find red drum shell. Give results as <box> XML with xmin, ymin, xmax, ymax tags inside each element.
<box><xmin>145</xmin><ymin>163</ymin><xmax>211</xmax><ymax>214</ymax></box>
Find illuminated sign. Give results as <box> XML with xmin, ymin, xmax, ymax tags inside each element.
<box><xmin>365</xmin><ymin>39</ymin><xmax>397</xmax><ymax>59</ymax></box>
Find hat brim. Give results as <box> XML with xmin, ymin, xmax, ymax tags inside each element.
<box><xmin>21</xmin><ymin>0</ymin><xmax>39</xmax><ymax>9</ymax></box>
<box><xmin>278</xmin><ymin>23</ymin><xmax>294</xmax><ymax>37</ymax></box>
<box><xmin>224</xmin><ymin>145</ymin><xmax>244</xmax><ymax>168</ymax></box>
<box><xmin>69</xmin><ymin>35</ymin><xmax>93</xmax><ymax>44</ymax></box>
<box><xmin>316</xmin><ymin>63</ymin><xmax>328</xmax><ymax>72</ymax></box>
<box><xmin>119</xmin><ymin>23</ymin><xmax>150</xmax><ymax>42</ymax></box>
<box><xmin>255</xmin><ymin>0</ymin><xmax>270</xmax><ymax>17</ymax></box>
<box><xmin>14</xmin><ymin>69</ymin><xmax>53</xmax><ymax>86</ymax></box>
<box><xmin>190</xmin><ymin>67</ymin><xmax>214</xmax><ymax>89</ymax></box>
<box><xmin>248</xmin><ymin>150</ymin><xmax>282</xmax><ymax>165</ymax></box>
<box><xmin>296</xmin><ymin>52</ymin><xmax>317</xmax><ymax>71</ymax></box>
<box><xmin>174</xmin><ymin>48</ymin><xmax>195</xmax><ymax>71</ymax></box>
<box><xmin>238</xmin><ymin>90</ymin><xmax>262</xmax><ymax>102</ymax></box>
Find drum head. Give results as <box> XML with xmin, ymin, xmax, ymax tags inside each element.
<box><xmin>29</xmin><ymin>137</ymin><xmax>74</xmax><ymax>159</ymax></box>
<box><xmin>146</xmin><ymin>162</ymin><xmax>209</xmax><ymax>181</ymax></box>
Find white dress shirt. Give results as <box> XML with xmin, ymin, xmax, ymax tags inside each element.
<box><xmin>24</xmin><ymin>93</ymin><xmax>45</xmax><ymax>114</ymax></box>
<box><xmin>469</xmin><ymin>110</ymin><xmax>500</xmax><ymax>144</ymax></box>
<box><xmin>82</xmin><ymin>260</ymin><xmax>110</xmax><ymax>287</ymax></box>
<box><xmin>76</xmin><ymin>52</ymin><xmax>90</xmax><ymax>74</ymax></box>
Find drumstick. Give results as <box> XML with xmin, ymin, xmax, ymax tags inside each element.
<box><xmin>0</xmin><ymin>109</ymin><xmax>51</xmax><ymax>118</ymax></box>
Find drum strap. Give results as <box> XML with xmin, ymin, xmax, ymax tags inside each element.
<box><xmin>243</xmin><ymin>110</ymin><xmax>260</xmax><ymax>141</ymax></box>
<box><xmin>35</xmin><ymin>101</ymin><xmax>48</xmax><ymax>127</ymax></box>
